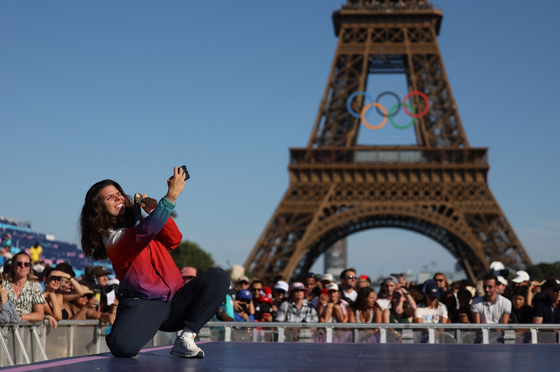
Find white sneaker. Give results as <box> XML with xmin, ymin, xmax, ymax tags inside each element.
<box><xmin>170</xmin><ymin>332</ymin><xmax>205</xmax><ymax>358</ymax></box>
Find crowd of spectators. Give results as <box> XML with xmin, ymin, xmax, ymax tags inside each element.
<box><xmin>0</xmin><ymin>252</ymin><xmax>118</xmax><ymax>327</ymax></box>
<box><xmin>0</xmin><ymin>252</ymin><xmax>559</xmax><ymax>345</ymax></box>
<box><xmin>216</xmin><ymin>262</ymin><xmax>560</xmax><ymax>342</ymax></box>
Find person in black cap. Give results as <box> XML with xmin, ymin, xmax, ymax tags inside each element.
<box><xmin>93</xmin><ymin>266</ymin><xmax>113</xmax><ymax>312</ymax></box>
<box><xmin>414</xmin><ymin>280</ymin><xmax>448</xmax><ymax>324</ymax></box>
<box><xmin>532</xmin><ymin>277</ymin><xmax>560</xmax><ymax>324</ymax></box>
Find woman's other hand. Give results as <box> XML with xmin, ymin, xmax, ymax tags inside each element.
<box><xmin>140</xmin><ymin>194</ymin><xmax>158</xmax><ymax>214</ymax></box>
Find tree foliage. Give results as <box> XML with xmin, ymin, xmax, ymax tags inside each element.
<box><xmin>170</xmin><ymin>240</ymin><xmax>216</xmax><ymax>273</ymax></box>
<box><xmin>526</xmin><ymin>262</ymin><xmax>560</xmax><ymax>281</ymax></box>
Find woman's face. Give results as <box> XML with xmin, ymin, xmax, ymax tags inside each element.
<box><xmin>45</xmin><ymin>274</ymin><xmax>61</xmax><ymax>291</ymax></box>
<box><xmin>99</xmin><ymin>185</ymin><xmax>126</xmax><ymax>218</ymax></box>
<box><xmin>366</xmin><ymin>291</ymin><xmax>376</xmax><ymax>308</ymax></box>
<box><xmin>13</xmin><ymin>255</ymin><xmax>31</xmax><ymax>280</ymax></box>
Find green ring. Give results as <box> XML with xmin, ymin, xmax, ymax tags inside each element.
<box><xmin>389</xmin><ymin>103</ymin><xmax>415</xmax><ymax>130</ymax></box>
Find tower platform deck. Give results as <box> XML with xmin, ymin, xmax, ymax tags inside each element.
<box><xmin>3</xmin><ymin>341</ymin><xmax>560</xmax><ymax>372</ymax></box>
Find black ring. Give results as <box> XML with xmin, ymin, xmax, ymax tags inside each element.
<box><xmin>374</xmin><ymin>91</ymin><xmax>401</xmax><ymax>117</ymax></box>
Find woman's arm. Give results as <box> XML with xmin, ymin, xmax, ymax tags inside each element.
<box><xmin>319</xmin><ymin>303</ymin><xmax>332</xmax><ymax>323</ymax></box>
<box><xmin>333</xmin><ymin>304</ymin><xmax>347</xmax><ymax>323</ymax></box>
<box><xmin>44</xmin><ymin>293</ymin><xmax>63</xmax><ymax>320</ymax></box>
<box><xmin>382</xmin><ymin>308</ymin><xmax>391</xmax><ymax>323</ymax></box>
<box><xmin>373</xmin><ymin>306</ymin><xmax>383</xmax><ymax>323</ymax></box>
<box><xmin>20</xmin><ymin>304</ymin><xmax>45</xmax><ymax>322</ymax></box>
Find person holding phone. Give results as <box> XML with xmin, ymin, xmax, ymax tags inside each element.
<box><xmin>80</xmin><ymin>167</ymin><xmax>229</xmax><ymax>358</ymax></box>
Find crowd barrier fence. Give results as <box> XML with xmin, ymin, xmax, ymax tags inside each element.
<box><xmin>1</xmin><ymin>321</ymin><xmax>559</xmax><ymax>367</ymax></box>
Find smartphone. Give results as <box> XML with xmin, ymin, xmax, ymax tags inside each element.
<box><xmin>321</xmin><ymin>288</ymin><xmax>328</xmax><ymax>296</ymax></box>
<box><xmin>180</xmin><ymin>165</ymin><xmax>190</xmax><ymax>181</ymax></box>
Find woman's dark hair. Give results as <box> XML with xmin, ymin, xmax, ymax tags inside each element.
<box><xmin>55</xmin><ymin>262</ymin><xmax>76</xmax><ymax>278</ymax></box>
<box><xmin>355</xmin><ymin>287</ymin><xmax>375</xmax><ymax>312</ymax></box>
<box><xmin>80</xmin><ymin>180</ymin><xmax>134</xmax><ymax>260</ymax></box>
<box><xmin>512</xmin><ymin>285</ymin><xmax>528</xmax><ymax>298</ymax></box>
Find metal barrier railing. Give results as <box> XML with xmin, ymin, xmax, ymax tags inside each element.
<box><xmin>199</xmin><ymin>322</ymin><xmax>560</xmax><ymax>345</ymax></box>
<box><xmin>0</xmin><ymin>320</ymin><xmax>175</xmax><ymax>367</ymax></box>
<box><xmin>1</xmin><ymin>321</ymin><xmax>559</xmax><ymax>367</ymax></box>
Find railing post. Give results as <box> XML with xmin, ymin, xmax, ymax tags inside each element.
<box><xmin>224</xmin><ymin>326</ymin><xmax>231</xmax><ymax>342</ymax></box>
<box><xmin>503</xmin><ymin>329</ymin><xmax>516</xmax><ymax>344</ymax></box>
<box><xmin>326</xmin><ymin>327</ymin><xmax>332</xmax><ymax>343</ymax></box>
<box><xmin>482</xmin><ymin>328</ymin><xmax>489</xmax><ymax>344</ymax></box>
<box><xmin>401</xmin><ymin>328</ymin><xmax>414</xmax><ymax>344</ymax></box>
<box><xmin>12</xmin><ymin>326</ymin><xmax>30</xmax><ymax>365</ymax></box>
<box><xmin>0</xmin><ymin>326</ymin><xmax>14</xmax><ymax>367</ymax></box>
<box><xmin>379</xmin><ymin>327</ymin><xmax>387</xmax><ymax>344</ymax></box>
<box><xmin>530</xmin><ymin>328</ymin><xmax>538</xmax><ymax>344</ymax></box>
<box><xmin>278</xmin><ymin>327</ymin><xmax>284</xmax><ymax>342</ymax></box>
<box><xmin>198</xmin><ymin>327</ymin><xmax>212</xmax><ymax>341</ymax></box>
<box><xmin>299</xmin><ymin>327</ymin><xmax>312</xmax><ymax>343</ymax></box>
<box><xmin>30</xmin><ymin>325</ymin><xmax>48</xmax><ymax>362</ymax></box>
<box><xmin>428</xmin><ymin>328</ymin><xmax>435</xmax><ymax>344</ymax></box>
<box><xmin>67</xmin><ymin>324</ymin><xmax>74</xmax><ymax>357</ymax></box>
<box><xmin>353</xmin><ymin>328</ymin><xmax>359</xmax><ymax>343</ymax></box>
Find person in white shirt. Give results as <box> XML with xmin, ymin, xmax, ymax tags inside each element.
<box><xmin>339</xmin><ymin>268</ymin><xmax>358</xmax><ymax>304</ymax></box>
<box><xmin>471</xmin><ymin>274</ymin><xmax>511</xmax><ymax>324</ymax></box>
<box><xmin>414</xmin><ymin>280</ymin><xmax>448</xmax><ymax>324</ymax></box>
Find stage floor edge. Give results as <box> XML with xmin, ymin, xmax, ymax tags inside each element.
<box><xmin>3</xmin><ymin>341</ymin><xmax>560</xmax><ymax>372</ymax></box>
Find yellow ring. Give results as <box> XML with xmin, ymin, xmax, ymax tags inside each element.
<box><xmin>361</xmin><ymin>102</ymin><xmax>387</xmax><ymax>130</ymax></box>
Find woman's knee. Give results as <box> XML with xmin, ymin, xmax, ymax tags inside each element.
<box><xmin>107</xmin><ymin>333</ymin><xmax>141</xmax><ymax>358</ymax></box>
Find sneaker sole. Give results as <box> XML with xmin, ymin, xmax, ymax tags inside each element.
<box><xmin>169</xmin><ymin>349</ymin><xmax>205</xmax><ymax>358</ymax></box>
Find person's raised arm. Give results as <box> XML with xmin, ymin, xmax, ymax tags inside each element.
<box><xmin>471</xmin><ymin>312</ymin><xmax>481</xmax><ymax>324</ymax></box>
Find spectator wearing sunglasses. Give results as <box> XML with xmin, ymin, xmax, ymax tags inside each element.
<box><xmin>339</xmin><ymin>268</ymin><xmax>358</xmax><ymax>306</ymax></box>
<box><xmin>532</xmin><ymin>277</ymin><xmax>560</xmax><ymax>324</ymax></box>
<box><xmin>272</xmin><ymin>280</ymin><xmax>289</xmax><ymax>312</ymax></box>
<box><xmin>433</xmin><ymin>273</ymin><xmax>449</xmax><ymax>292</ymax></box>
<box><xmin>275</xmin><ymin>282</ymin><xmax>318</xmax><ymax>323</ymax></box>
<box><xmin>43</xmin><ymin>267</ymin><xmax>86</xmax><ymax>320</ymax></box>
<box><xmin>68</xmin><ymin>284</ymin><xmax>118</xmax><ymax>324</ymax></box>
<box><xmin>1</xmin><ymin>252</ymin><xmax>46</xmax><ymax>322</ymax></box>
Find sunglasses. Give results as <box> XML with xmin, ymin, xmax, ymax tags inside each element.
<box><xmin>239</xmin><ymin>299</ymin><xmax>251</xmax><ymax>303</ymax></box>
<box><xmin>48</xmin><ymin>276</ymin><xmax>62</xmax><ymax>282</ymax></box>
<box><xmin>238</xmin><ymin>281</ymin><xmax>248</xmax><ymax>285</ymax></box>
<box><xmin>346</xmin><ymin>275</ymin><xmax>357</xmax><ymax>280</ymax></box>
<box><xmin>16</xmin><ymin>261</ymin><xmax>30</xmax><ymax>268</ymax></box>
<box><xmin>252</xmin><ymin>288</ymin><xmax>263</xmax><ymax>292</ymax></box>
<box><xmin>82</xmin><ymin>293</ymin><xmax>95</xmax><ymax>300</ymax></box>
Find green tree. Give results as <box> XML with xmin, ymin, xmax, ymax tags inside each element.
<box><xmin>170</xmin><ymin>240</ymin><xmax>216</xmax><ymax>273</ymax></box>
<box><xmin>526</xmin><ymin>262</ymin><xmax>560</xmax><ymax>281</ymax></box>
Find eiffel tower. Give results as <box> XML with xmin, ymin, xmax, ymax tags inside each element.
<box><xmin>244</xmin><ymin>0</ymin><xmax>532</xmax><ymax>283</ymax></box>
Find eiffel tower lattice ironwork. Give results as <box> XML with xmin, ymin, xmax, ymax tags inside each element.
<box><xmin>244</xmin><ymin>0</ymin><xmax>532</xmax><ymax>283</ymax></box>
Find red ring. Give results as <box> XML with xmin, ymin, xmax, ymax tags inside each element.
<box><xmin>402</xmin><ymin>91</ymin><xmax>430</xmax><ymax>118</ymax></box>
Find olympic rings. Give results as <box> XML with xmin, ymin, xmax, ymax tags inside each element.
<box><xmin>361</xmin><ymin>102</ymin><xmax>387</xmax><ymax>130</ymax></box>
<box><xmin>346</xmin><ymin>90</ymin><xmax>430</xmax><ymax>131</ymax></box>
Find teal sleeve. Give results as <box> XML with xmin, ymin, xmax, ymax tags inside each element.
<box><xmin>224</xmin><ymin>294</ymin><xmax>234</xmax><ymax>318</ymax></box>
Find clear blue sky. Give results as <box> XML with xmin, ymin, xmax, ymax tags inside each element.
<box><xmin>1</xmin><ymin>1</ymin><xmax>559</xmax><ymax>279</ymax></box>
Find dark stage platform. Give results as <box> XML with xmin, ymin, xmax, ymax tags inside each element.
<box><xmin>4</xmin><ymin>342</ymin><xmax>560</xmax><ymax>372</ymax></box>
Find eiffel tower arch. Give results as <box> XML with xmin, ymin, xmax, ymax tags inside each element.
<box><xmin>244</xmin><ymin>0</ymin><xmax>532</xmax><ymax>284</ymax></box>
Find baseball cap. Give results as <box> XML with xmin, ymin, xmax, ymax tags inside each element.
<box><xmin>237</xmin><ymin>275</ymin><xmax>249</xmax><ymax>283</ymax></box>
<box><xmin>289</xmin><ymin>282</ymin><xmax>309</xmax><ymax>297</ymax></box>
<box><xmin>511</xmin><ymin>270</ymin><xmax>530</xmax><ymax>284</ymax></box>
<box><xmin>180</xmin><ymin>267</ymin><xmax>197</xmax><ymax>278</ymax></box>
<box><xmin>321</xmin><ymin>273</ymin><xmax>334</xmax><ymax>283</ymax></box>
<box><xmin>358</xmin><ymin>275</ymin><xmax>370</xmax><ymax>284</ymax></box>
<box><xmin>92</xmin><ymin>266</ymin><xmax>111</xmax><ymax>277</ymax></box>
<box><xmin>497</xmin><ymin>276</ymin><xmax>508</xmax><ymax>286</ymax></box>
<box><xmin>238</xmin><ymin>289</ymin><xmax>253</xmax><ymax>300</ymax></box>
<box><xmin>544</xmin><ymin>277</ymin><xmax>560</xmax><ymax>291</ymax></box>
<box><xmin>274</xmin><ymin>280</ymin><xmax>289</xmax><ymax>293</ymax></box>
<box><xmin>383</xmin><ymin>275</ymin><xmax>399</xmax><ymax>285</ymax></box>
<box><xmin>326</xmin><ymin>282</ymin><xmax>339</xmax><ymax>292</ymax></box>
<box><xmin>423</xmin><ymin>280</ymin><xmax>440</xmax><ymax>298</ymax></box>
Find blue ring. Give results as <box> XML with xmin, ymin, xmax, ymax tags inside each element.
<box><xmin>347</xmin><ymin>91</ymin><xmax>374</xmax><ymax>118</ymax></box>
